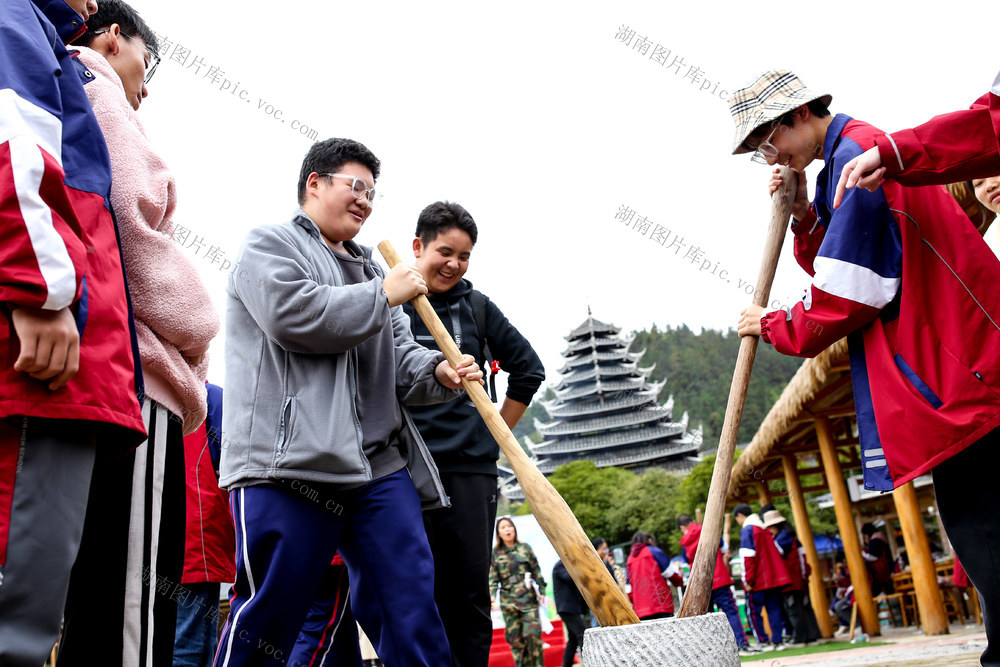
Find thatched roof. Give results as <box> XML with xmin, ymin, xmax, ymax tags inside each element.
<box><xmin>727</xmin><ymin>337</ymin><xmax>850</xmax><ymax>500</ymax></box>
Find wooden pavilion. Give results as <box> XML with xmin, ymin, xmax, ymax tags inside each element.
<box><xmin>726</xmin><ymin>338</ymin><xmax>955</xmax><ymax>638</ymax></box>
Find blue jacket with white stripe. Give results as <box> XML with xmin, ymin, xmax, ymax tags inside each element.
<box><xmin>0</xmin><ymin>0</ymin><xmax>144</xmax><ymax>441</ymax></box>
<box><xmin>762</xmin><ymin>114</ymin><xmax>1000</xmax><ymax>491</ymax></box>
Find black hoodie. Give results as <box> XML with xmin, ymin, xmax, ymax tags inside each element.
<box><xmin>403</xmin><ymin>279</ymin><xmax>544</xmax><ymax>475</ymax></box>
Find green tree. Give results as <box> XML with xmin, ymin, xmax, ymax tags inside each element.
<box><xmin>547</xmin><ymin>460</ymin><xmax>635</xmax><ymax>540</ymax></box>
<box><xmin>630</xmin><ymin>325</ymin><xmax>801</xmax><ymax>444</ymax></box>
<box><xmin>606</xmin><ymin>468</ymin><xmax>684</xmax><ymax>550</ymax></box>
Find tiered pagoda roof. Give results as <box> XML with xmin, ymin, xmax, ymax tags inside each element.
<box><xmin>529</xmin><ymin>310</ymin><xmax>703</xmax><ymax>478</ymax></box>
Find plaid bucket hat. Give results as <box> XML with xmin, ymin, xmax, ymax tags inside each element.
<box><xmin>728</xmin><ymin>69</ymin><xmax>832</xmax><ymax>155</ymax></box>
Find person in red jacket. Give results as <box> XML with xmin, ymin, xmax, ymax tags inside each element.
<box><xmin>677</xmin><ymin>514</ymin><xmax>756</xmax><ymax>655</ymax></box>
<box><xmin>174</xmin><ymin>383</ymin><xmax>235</xmax><ymax>667</ymax></box>
<box><xmin>833</xmin><ymin>70</ymin><xmax>1000</xmax><ymax>205</ymax></box>
<box><xmin>764</xmin><ymin>510</ymin><xmax>821</xmax><ymax>646</ymax></box>
<box><xmin>731</xmin><ymin>69</ymin><xmax>1000</xmax><ymax>666</ymax></box>
<box><xmin>734</xmin><ymin>504</ymin><xmax>790</xmax><ymax>651</ymax></box>
<box><xmin>0</xmin><ymin>1</ymin><xmax>147</xmax><ymax>664</ymax></box>
<box><xmin>625</xmin><ymin>531</ymin><xmax>683</xmax><ymax>620</ymax></box>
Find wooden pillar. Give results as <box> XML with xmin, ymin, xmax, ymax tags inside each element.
<box><xmin>758</xmin><ymin>482</ymin><xmax>772</xmax><ymax>508</ymax></box>
<box><xmin>815</xmin><ymin>417</ymin><xmax>880</xmax><ymax>637</ymax></box>
<box><xmin>782</xmin><ymin>453</ymin><xmax>834</xmax><ymax>637</ymax></box>
<box><xmin>893</xmin><ymin>482</ymin><xmax>949</xmax><ymax>634</ymax></box>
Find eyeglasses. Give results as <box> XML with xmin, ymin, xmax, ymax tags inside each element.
<box><xmin>750</xmin><ymin>124</ymin><xmax>780</xmax><ymax>165</ymax></box>
<box><xmin>92</xmin><ymin>28</ymin><xmax>160</xmax><ymax>84</ymax></box>
<box><xmin>320</xmin><ymin>173</ymin><xmax>379</xmax><ymax>206</ymax></box>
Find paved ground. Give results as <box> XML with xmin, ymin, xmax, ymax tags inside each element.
<box><xmin>768</xmin><ymin>623</ymin><xmax>987</xmax><ymax>666</ymax></box>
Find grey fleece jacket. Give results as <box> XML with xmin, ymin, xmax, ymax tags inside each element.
<box><xmin>219</xmin><ymin>210</ymin><xmax>456</xmax><ymax>508</ymax></box>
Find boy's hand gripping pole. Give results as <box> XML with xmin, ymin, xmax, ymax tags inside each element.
<box><xmin>677</xmin><ymin>166</ymin><xmax>796</xmax><ymax>617</ymax></box>
<box><xmin>378</xmin><ymin>240</ymin><xmax>640</xmax><ymax>627</ymax></box>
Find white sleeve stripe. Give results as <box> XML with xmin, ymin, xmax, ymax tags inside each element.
<box><xmin>991</xmin><ymin>69</ymin><xmax>1000</xmax><ymax>96</ymax></box>
<box><xmin>813</xmin><ymin>256</ymin><xmax>900</xmax><ymax>309</ymax></box>
<box><xmin>885</xmin><ymin>133</ymin><xmax>904</xmax><ymax>172</ymax></box>
<box><xmin>0</xmin><ymin>88</ymin><xmax>62</xmax><ymax>161</ymax></box>
<box><xmin>10</xmin><ymin>135</ymin><xmax>77</xmax><ymax>309</ymax></box>
<box><xmin>738</xmin><ymin>548</ymin><xmax>756</xmax><ymax>558</ymax></box>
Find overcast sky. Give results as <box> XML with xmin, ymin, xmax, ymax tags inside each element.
<box><xmin>121</xmin><ymin>0</ymin><xmax>998</xmax><ymax>390</ymax></box>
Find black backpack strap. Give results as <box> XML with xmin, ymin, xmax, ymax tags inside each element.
<box><xmin>468</xmin><ymin>289</ymin><xmax>498</xmax><ymax>403</ymax></box>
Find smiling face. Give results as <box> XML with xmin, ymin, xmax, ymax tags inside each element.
<box><xmin>762</xmin><ymin>118</ymin><xmax>819</xmax><ymax>172</ymax></box>
<box><xmin>302</xmin><ymin>161</ymin><xmax>374</xmax><ymax>248</ymax></box>
<box><xmin>744</xmin><ymin>108</ymin><xmax>828</xmax><ymax>173</ymax></box>
<box><xmin>413</xmin><ymin>227</ymin><xmax>473</xmax><ymax>294</ymax></box>
<box><xmin>973</xmin><ymin>176</ymin><xmax>1000</xmax><ymax>215</ymax></box>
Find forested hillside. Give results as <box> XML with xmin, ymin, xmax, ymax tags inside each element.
<box><xmin>631</xmin><ymin>324</ymin><xmax>803</xmax><ymax>444</ymax></box>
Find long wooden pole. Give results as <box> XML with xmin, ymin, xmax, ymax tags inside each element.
<box><xmin>677</xmin><ymin>165</ymin><xmax>795</xmax><ymax>617</ymax></box>
<box><xmin>815</xmin><ymin>417</ymin><xmax>880</xmax><ymax>636</ymax></box>
<box><xmin>893</xmin><ymin>481</ymin><xmax>948</xmax><ymax>634</ymax></box>
<box><xmin>782</xmin><ymin>453</ymin><xmax>833</xmax><ymax>637</ymax></box>
<box><xmin>378</xmin><ymin>241</ymin><xmax>639</xmax><ymax>627</ymax></box>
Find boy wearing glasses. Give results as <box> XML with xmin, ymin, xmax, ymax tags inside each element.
<box><xmin>0</xmin><ymin>0</ymin><xmax>148</xmax><ymax>664</ymax></box>
<box><xmin>216</xmin><ymin>138</ymin><xmax>481</xmax><ymax>667</ymax></box>
<box><xmin>57</xmin><ymin>2</ymin><xmax>220</xmax><ymax>666</ymax></box>
<box><xmin>731</xmin><ymin>69</ymin><xmax>1000</xmax><ymax>664</ymax></box>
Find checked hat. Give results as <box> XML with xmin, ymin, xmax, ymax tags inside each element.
<box><xmin>728</xmin><ymin>69</ymin><xmax>832</xmax><ymax>154</ymax></box>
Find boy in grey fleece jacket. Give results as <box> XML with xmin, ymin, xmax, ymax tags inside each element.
<box><xmin>215</xmin><ymin>138</ymin><xmax>482</xmax><ymax>667</ymax></box>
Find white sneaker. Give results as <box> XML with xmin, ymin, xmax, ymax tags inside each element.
<box><xmin>834</xmin><ymin>625</ymin><xmax>849</xmax><ymax>636</ymax></box>
<box><xmin>738</xmin><ymin>646</ymin><xmax>762</xmax><ymax>657</ymax></box>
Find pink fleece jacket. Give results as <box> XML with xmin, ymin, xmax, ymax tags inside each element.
<box><xmin>77</xmin><ymin>47</ymin><xmax>219</xmax><ymax>434</ymax></box>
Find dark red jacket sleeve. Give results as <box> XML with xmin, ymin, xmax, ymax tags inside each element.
<box><xmin>877</xmin><ymin>83</ymin><xmax>1000</xmax><ymax>186</ymax></box>
<box><xmin>791</xmin><ymin>206</ymin><xmax>824</xmax><ymax>277</ymax></box>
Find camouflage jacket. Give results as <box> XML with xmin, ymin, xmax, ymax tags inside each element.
<box><xmin>489</xmin><ymin>542</ymin><xmax>545</xmax><ymax>607</ymax></box>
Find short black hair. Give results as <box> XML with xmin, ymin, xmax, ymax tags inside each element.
<box><xmin>732</xmin><ymin>504</ymin><xmax>752</xmax><ymax>518</ymax></box>
<box><xmin>861</xmin><ymin>522</ymin><xmax>876</xmax><ymax>537</ymax></box>
<box><xmin>760</xmin><ymin>504</ymin><xmax>776</xmax><ymax>514</ymax></box>
<box><xmin>742</xmin><ymin>99</ymin><xmax>832</xmax><ymax>151</ymax></box>
<box><xmin>297</xmin><ymin>138</ymin><xmax>381</xmax><ymax>205</ymax></box>
<box><xmin>631</xmin><ymin>530</ymin><xmax>656</xmax><ymax>546</ymax></box>
<box><xmin>676</xmin><ymin>514</ymin><xmax>693</xmax><ymax>528</ymax></box>
<box><xmin>591</xmin><ymin>537</ymin><xmax>607</xmax><ymax>550</ymax></box>
<box><xmin>415</xmin><ymin>201</ymin><xmax>478</xmax><ymax>246</ymax></box>
<box><xmin>772</xmin><ymin>98</ymin><xmax>831</xmax><ymax>128</ymax></box>
<box><xmin>75</xmin><ymin>0</ymin><xmax>159</xmax><ymax>57</ymax></box>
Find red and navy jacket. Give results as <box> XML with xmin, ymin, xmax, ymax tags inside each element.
<box><xmin>738</xmin><ymin>515</ymin><xmax>791</xmax><ymax>592</ymax></box>
<box><xmin>762</xmin><ymin>113</ymin><xmax>1000</xmax><ymax>492</ymax></box>
<box><xmin>773</xmin><ymin>528</ymin><xmax>810</xmax><ymax>593</ymax></box>
<box><xmin>876</xmin><ymin>71</ymin><xmax>1000</xmax><ymax>187</ymax></box>
<box><xmin>627</xmin><ymin>543</ymin><xmax>682</xmax><ymax>617</ymax></box>
<box><xmin>181</xmin><ymin>383</ymin><xmax>235</xmax><ymax>585</ymax></box>
<box><xmin>0</xmin><ymin>0</ymin><xmax>144</xmax><ymax>441</ymax></box>
<box><xmin>680</xmin><ymin>522</ymin><xmax>734</xmax><ymax>591</ymax></box>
